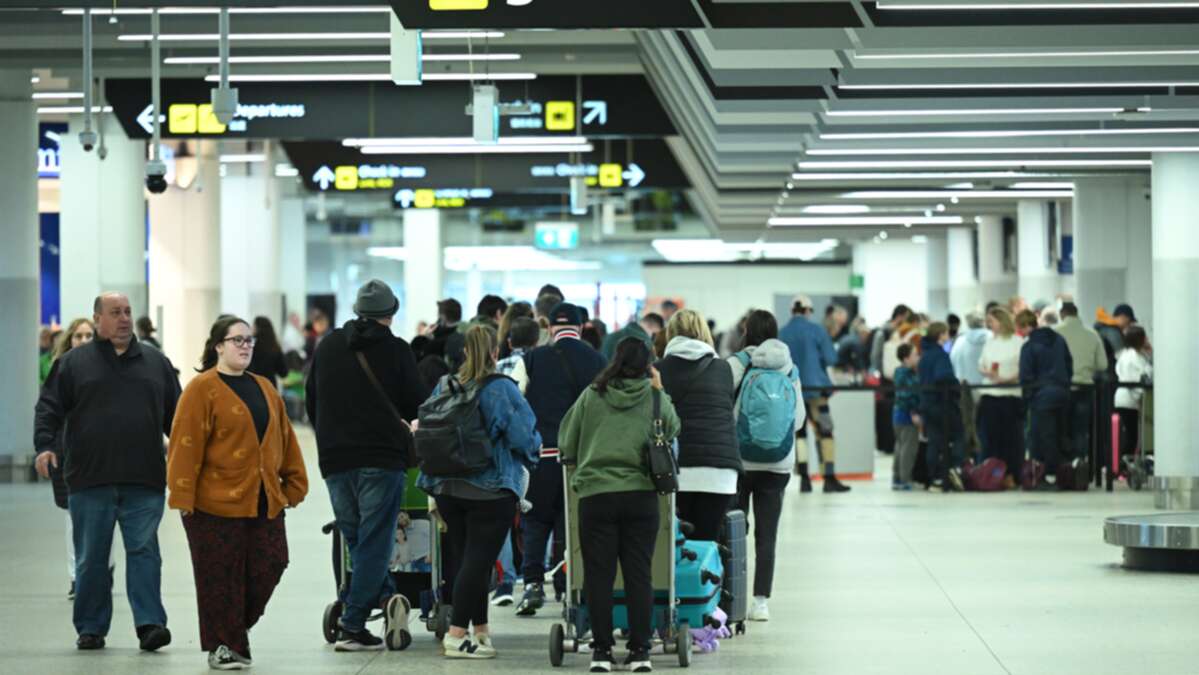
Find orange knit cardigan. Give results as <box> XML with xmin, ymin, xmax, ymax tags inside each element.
<box><xmin>167</xmin><ymin>368</ymin><xmax>308</xmax><ymax>518</ymax></box>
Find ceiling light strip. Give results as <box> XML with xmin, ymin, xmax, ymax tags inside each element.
<box><xmin>826</xmin><ymin>107</ymin><xmax>1144</xmax><ymax>117</ymax></box>
<box><xmin>806</xmin><ymin>146</ymin><xmax>1199</xmax><ymax>155</ymax></box>
<box><xmin>839</xmin><ymin>190</ymin><xmax>1075</xmax><ymax>199</ymax></box>
<box><xmin>345</xmin><ymin>136</ymin><xmax>588</xmax><ymax>147</ymax></box>
<box><xmin>878</xmin><ymin>2</ymin><xmax>1199</xmax><ymax>9</ymax></box>
<box><xmin>820</xmin><ymin>127</ymin><xmax>1199</xmax><ymax>140</ymax></box>
<box><xmin>856</xmin><ymin>49</ymin><xmax>1199</xmax><ymax>60</ymax></box>
<box><xmin>37</xmin><ymin>105</ymin><xmax>113</xmax><ymax>114</ymax></box>
<box><xmin>768</xmin><ymin>216</ymin><xmax>965</xmax><ymax>227</ymax></box>
<box><xmin>797</xmin><ymin>159</ymin><xmax>1152</xmax><ymax>169</ymax></box>
<box><xmin>203</xmin><ymin>73</ymin><xmax>537</xmax><ymax>83</ymax></box>
<box><xmin>839</xmin><ymin>82</ymin><xmax>1199</xmax><ymax>90</ymax></box>
<box><xmin>122</xmin><ymin>31</ymin><xmax>503</xmax><ymax>42</ymax></box>
<box><xmin>165</xmin><ymin>53</ymin><xmax>520</xmax><ymax>65</ymax></box>
<box><xmin>791</xmin><ymin>171</ymin><xmax>1082</xmax><ymax>180</ymax></box>
<box><xmin>359</xmin><ymin>144</ymin><xmax>594</xmax><ymax>155</ymax></box>
<box><xmin>66</xmin><ymin>6</ymin><xmax>393</xmax><ymax>15</ymax></box>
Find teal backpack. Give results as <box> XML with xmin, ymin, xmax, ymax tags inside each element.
<box><xmin>733</xmin><ymin>351</ymin><xmax>798</xmax><ymax>463</ymax></box>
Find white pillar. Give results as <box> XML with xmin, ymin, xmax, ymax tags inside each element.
<box><xmin>977</xmin><ymin>215</ymin><xmax>1015</xmax><ymax>306</ymax></box>
<box><xmin>1150</xmin><ymin>153</ymin><xmax>1199</xmax><ymax>508</ymax></box>
<box><xmin>59</xmin><ymin>113</ymin><xmax>147</xmax><ymax>322</ymax></box>
<box><xmin>1016</xmin><ymin>200</ymin><xmax>1059</xmax><ymax>306</ymax></box>
<box><xmin>402</xmin><ymin>209</ymin><xmax>443</xmax><ymax>340</ymax></box>
<box><xmin>925</xmin><ymin>234</ymin><xmax>949</xmax><ymax>319</ymax></box>
<box><xmin>221</xmin><ymin>167</ymin><xmax>282</xmax><ymax>324</ymax></box>
<box><xmin>0</xmin><ymin>69</ymin><xmax>39</xmax><ymax>460</ymax></box>
<box><xmin>1074</xmin><ymin>176</ymin><xmax>1152</xmax><ymax>328</ymax></box>
<box><xmin>947</xmin><ymin>226</ymin><xmax>979</xmax><ymax>314</ymax></box>
<box><xmin>278</xmin><ymin>194</ymin><xmax>306</xmax><ymax>321</ymax></box>
<box><xmin>148</xmin><ymin>142</ymin><xmax>222</xmax><ymax>384</ymax></box>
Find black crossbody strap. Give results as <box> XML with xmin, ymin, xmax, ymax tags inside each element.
<box><xmin>355</xmin><ymin>351</ymin><xmax>412</xmax><ymax>435</ymax></box>
<box><xmin>553</xmin><ymin>345</ymin><xmax>581</xmax><ymax>396</ymax></box>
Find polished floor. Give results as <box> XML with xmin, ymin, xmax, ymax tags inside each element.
<box><xmin>3</xmin><ymin>428</ymin><xmax>1193</xmax><ymax>675</ymax></box>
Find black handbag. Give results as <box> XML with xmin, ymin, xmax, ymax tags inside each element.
<box><xmin>645</xmin><ymin>389</ymin><xmax>678</xmax><ymax>495</ymax></box>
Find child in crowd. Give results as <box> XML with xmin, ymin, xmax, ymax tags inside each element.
<box><xmin>918</xmin><ymin>322</ymin><xmax>966</xmax><ymax>492</ymax></box>
<box><xmin>891</xmin><ymin>344</ymin><xmax>921</xmax><ymax>491</ymax></box>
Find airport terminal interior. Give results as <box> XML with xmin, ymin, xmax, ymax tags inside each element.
<box><xmin>2</xmin><ymin>1</ymin><xmax>1199</xmax><ymax>674</ymax></box>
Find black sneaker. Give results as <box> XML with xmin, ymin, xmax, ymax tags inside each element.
<box><xmin>67</xmin><ymin>581</ymin><xmax>75</xmax><ymax>601</ymax></box>
<box><xmin>76</xmin><ymin>634</ymin><xmax>105</xmax><ymax>650</ymax></box>
<box><xmin>799</xmin><ymin>476</ymin><xmax>813</xmax><ymax>493</ymax></box>
<box><xmin>823</xmin><ymin>476</ymin><xmax>852</xmax><ymax>493</ymax></box>
<box><xmin>625</xmin><ymin>649</ymin><xmax>653</xmax><ymax>673</ymax></box>
<box><xmin>590</xmin><ymin>649</ymin><xmax>614</xmax><ymax>673</ymax></box>
<box><xmin>335</xmin><ymin>627</ymin><xmax>384</xmax><ymax>652</ymax></box>
<box><xmin>137</xmin><ymin>624</ymin><xmax>171</xmax><ymax>652</ymax></box>
<box><xmin>515</xmin><ymin>583</ymin><xmax>545</xmax><ymax>617</ymax></box>
<box><xmin>208</xmin><ymin>645</ymin><xmax>247</xmax><ymax>670</ymax></box>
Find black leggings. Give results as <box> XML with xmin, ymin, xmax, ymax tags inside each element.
<box><xmin>579</xmin><ymin>491</ymin><xmax>659</xmax><ymax>653</ymax></box>
<box><xmin>434</xmin><ymin>493</ymin><xmax>517</xmax><ymax>629</ymax></box>
<box><xmin>736</xmin><ymin>472</ymin><xmax>789</xmax><ymax>598</ymax></box>
<box><xmin>676</xmin><ymin>491</ymin><xmax>732</xmax><ymax>541</ymax></box>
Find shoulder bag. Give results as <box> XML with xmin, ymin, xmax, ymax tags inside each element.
<box><xmin>645</xmin><ymin>388</ymin><xmax>678</xmax><ymax>495</ymax></box>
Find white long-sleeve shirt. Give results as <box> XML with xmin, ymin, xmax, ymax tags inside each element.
<box><xmin>1115</xmin><ymin>348</ymin><xmax>1153</xmax><ymax>410</ymax></box>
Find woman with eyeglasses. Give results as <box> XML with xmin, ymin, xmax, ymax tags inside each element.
<box><xmin>167</xmin><ymin>316</ymin><xmax>309</xmax><ymax>670</ymax></box>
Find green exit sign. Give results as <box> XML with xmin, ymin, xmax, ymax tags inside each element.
<box><xmin>850</xmin><ymin>274</ymin><xmax>864</xmax><ymax>290</ymax></box>
<box><xmin>535</xmin><ymin>222</ymin><xmax>579</xmax><ymax>250</ymax></box>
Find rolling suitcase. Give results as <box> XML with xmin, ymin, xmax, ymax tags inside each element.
<box><xmin>674</xmin><ymin>538</ymin><xmax>724</xmax><ymax>631</ymax></box>
<box><xmin>718</xmin><ymin>510</ymin><xmax>748</xmax><ymax>635</ymax></box>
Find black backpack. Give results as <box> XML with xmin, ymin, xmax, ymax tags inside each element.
<box><xmin>414</xmin><ymin>374</ymin><xmax>507</xmax><ymax>477</ymax></box>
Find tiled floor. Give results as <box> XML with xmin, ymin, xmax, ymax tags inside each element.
<box><xmin>2</xmin><ymin>427</ymin><xmax>1193</xmax><ymax>674</ymax></box>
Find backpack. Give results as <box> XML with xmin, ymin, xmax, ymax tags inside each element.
<box><xmin>733</xmin><ymin>352</ymin><xmax>798</xmax><ymax>463</ymax></box>
<box><xmin>963</xmin><ymin>457</ymin><xmax>1008</xmax><ymax>492</ymax></box>
<box><xmin>414</xmin><ymin>374</ymin><xmax>506</xmax><ymax>477</ymax></box>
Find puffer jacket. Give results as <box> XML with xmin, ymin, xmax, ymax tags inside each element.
<box><xmin>656</xmin><ymin>337</ymin><xmax>741</xmax><ymax>473</ymax></box>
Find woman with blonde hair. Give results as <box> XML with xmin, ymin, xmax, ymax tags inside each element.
<box><xmin>656</xmin><ymin>309</ymin><xmax>741</xmax><ymax>541</ymax></box>
<box><xmin>977</xmin><ymin>306</ymin><xmax>1025</xmax><ymax>487</ymax></box>
<box><xmin>417</xmin><ymin>325</ymin><xmax>541</xmax><ymax>659</ymax></box>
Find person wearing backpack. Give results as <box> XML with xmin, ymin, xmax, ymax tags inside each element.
<box><xmin>559</xmin><ymin>338</ymin><xmax>680</xmax><ymax>674</ymax></box>
<box><xmin>305</xmin><ymin>280</ymin><xmax>430</xmax><ymax>651</ymax></box>
<box><xmin>416</xmin><ymin>325</ymin><xmax>541</xmax><ymax>659</ymax></box>
<box><xmin>515</xmin><ymin>302</ymin><xmax>607</xmax><ymax>616</ymax></box>
<box><xmin>727</xmin><ymin>310</ymin><xmax>804</xmax><ymax>623</ymax></box>
<box><xmin>655</xmin><ymin>309</ymin><xmax>741</xmax><ymax>542</ymax></box>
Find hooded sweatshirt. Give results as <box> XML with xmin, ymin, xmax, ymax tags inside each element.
<box><xmin>657</xmin><ymin>336</ymin><xmax>741</xmax><ymax>494</ymax></box>
<box><xmin>950</xmin><ymin>327</ymin><xmax>991</xmax><ymax>386</ymax></box>
<box><xmin>1019</xmin><ymin>327</ymin><xmax>1073</xmax><ymax>411</ymax></box>
<box><xmin>727</xmin><ymin>339</ymin><xmax>806</xmax><ymax>474</ymax></box>
<box><xmin>306</xmin><ymin>318</ymin><xmax>430</xmax><ymax>478</ymax></box>
<box><xmin>558</xmin><ymin>377</ymin><xmax>681</xmax><ymax>500</ymax></box>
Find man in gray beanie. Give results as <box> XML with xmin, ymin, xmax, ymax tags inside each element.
<box><xmin>306</xmin><ymin>279</ymin><xmax>429</xmax><ymax>651</ymax></box>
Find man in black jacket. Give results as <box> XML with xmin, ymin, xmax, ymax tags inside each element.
<box><xmin>34</xmin><ymin>292</ymin><xmax>180</xmax><ymax>652</ymax></box>
<box><xmin>516</xmin><ymin>302</ymin><xmax>607</xmax><ymax>616</ymax></box>
<box><xmin>1018</xmin><ymin>310</ymin><xmax>1074</xmax><ymax>490</ymax></box>
<box><xmin>306</xmin><ymin>279</ymin><xmax>430</xmax><ymax>651</ymax></box>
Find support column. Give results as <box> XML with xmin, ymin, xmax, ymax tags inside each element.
<box><xmin>946</xmin><ymin>226</ymin><xmax>979</xmax><ymax>314</ymax></box>
<box><xmin>1016</xmin><ymin>200</ymin><xmax>1060</xmax><ymax>307</ymax></box>
<box><xmin>1073</xmin><ymin>177</ymin><xmax>1152</xmax><ymax>328</ymax></box>
<box><xmin>925</xmin><ymin>234</ymin><xmax>949</xmax><ymax>319</ymax></box>
<box><xmin>59</xmin><ymin>113</ymin><xmax>147</xmax><ymax>322</ymax></box>
<box><xmin>1150</xmin><ymin>152</ymin><xmax>1199</xmax><ymax>508</ymax></box>
<box><xmin>402</xmin><ymin>209</ymin><xmax>442</xmax><ymax>340</ymax></box>
<box><xmin>0</xmin><ymin>69</ymin><xmax>38</xmax><ymax>462</ymax></box>
<box><xmin>221</xmin><ymin>165</ymin><xmax>282</xmax><ymax>324</ymax></box>
<box><xmin>977</xmin><ymin>215</ymin><xmax>1015</xmax><ymax>307</ymax></box>
<box><xmin>278</xmin><ymin>193</ymin><xmax>306</xmax><ymax>323</ymax></box>
<box><xmin>148</xmin><ymin>142</ymin><xmax>221</xmax><ymax>384</ymax></box>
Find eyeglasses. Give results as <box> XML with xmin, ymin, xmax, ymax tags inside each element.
<box><xmin>223</xmin><ymin>336</ymin><xmax>257</xmax><ymax>348</ymax></box>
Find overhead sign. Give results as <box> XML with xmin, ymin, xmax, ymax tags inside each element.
<box><xmin>530</xmin><ymin>162</ymin><xmax>645</xmax><ymax>188</ymax></box>
<box><xmin>396</xmin><ymin>0</ymin><xmax>705</xmax><ymax>28</ymax></box>
<box><xmin>395</xmin><ymin>188</ymin><xmax>495</xmax><ymax>209</ymax></box>
<box><xmin>312</xmin><ymin>164</ymin><xmax>428</xmax><ymax>191</ymax></box>
<box><xmin>38</xmin><ymin>123</ymin><xmax>66</xmax><ymax>179</ymax></box>
<box><xmin>534</xmin><ymin>222</ymin><xmax>579</xmax><ymax>250</ymax></box>
<box><xmin>106</xmin><ymin>76</ymin><xmax>673</xmax><ymax>141</ymax></box>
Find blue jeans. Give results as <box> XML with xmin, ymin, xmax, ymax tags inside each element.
<box><xmin>68</xmin><ymin>485</ymin><xmax>167</xmax><ymax>637</ymax></box>
<box><xmin>326</xmin><ymin>468</ymin><xmax>405</xmax><ymax>632</ymax></box>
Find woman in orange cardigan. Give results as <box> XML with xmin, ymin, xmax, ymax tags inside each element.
<box><xmin>167</xmin><ymin>316</ymin><xmax>308</xmax><ymax>671</ymax></box>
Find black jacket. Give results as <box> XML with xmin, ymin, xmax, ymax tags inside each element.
<box><xmin>247</xmin><ymin>346</ymin><xmax>288</xmax><ymax>384</ymax></box>
<box><xmin>1020</xmin><ymin>328</ymin><xmax>1074</xmax><ymax>411</ymax></box>
<box><xmin>524</xmin><ymin>337</ymin><xmax>607</xmax><ymax>449</ymax></box>
<box><xmin>917</xmin><ymin>335</ymin><xmax>959</xmax><ymax>417</ymax></box>
<box><xmin>306</xmin><ymin>319</ymin><xmax>430</xmax><ymax>478</ymax></box>
<box><xmin>34</xmin><ymin>337</ymin><xmax>181</xmax><ymax>493</ymax></box>
<box><xmin>655</xmin><ymin>353</ymin><xmax>742</xmax><ymax>473</ymax></box>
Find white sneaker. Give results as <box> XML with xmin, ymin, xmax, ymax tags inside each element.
<box><xmin>749</xmin><ymin>597</ymin><xmax>770</xmax><ymax>622</ymax></box>
<box><xmin>443</xmin><ymin>634</ymin><xmax>494</xmax><ymax>659</ymax></box>
<box><xmin>473</xmin><ymin>633</ymin><xmax>497</xmax><ymax>657</ymax></box>
<box><xmin>384</xmin><ymin>594</ymin><xmax>411</xmax><ymax>650</ymax></box>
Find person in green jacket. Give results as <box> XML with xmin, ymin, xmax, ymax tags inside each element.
<box><xmin>559</xmin><ymin>337</ymin><xmax>680</xmax><ymax>674</ymax></box>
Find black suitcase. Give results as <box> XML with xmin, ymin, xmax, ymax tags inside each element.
<box><xmin>719</xmin><ymin>510</ymin><xmax>748</xmax><ymax>636</ymax></box>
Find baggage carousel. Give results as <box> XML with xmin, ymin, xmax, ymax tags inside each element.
<box><xmin>1103</xmin><ymin>512</ymin><xmax>1199</xmax><ymax>572</ymax></box>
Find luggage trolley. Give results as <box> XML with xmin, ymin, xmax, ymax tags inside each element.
<box><xmin>548</xmin><ymin>463</ymin><xmax>692</xmax><ymax>668</ymax></box>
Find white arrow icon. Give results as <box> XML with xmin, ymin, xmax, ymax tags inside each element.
<box><xmin>622</xmin><ymin>163</ymin><xmax>645</xmax><ymax>187</ymax></box>
<box><xmin>313</xmin><ymin>165</ymin><xmax>335</xmax><ymax>191</ymax></box>
<box><xmin>136</xmin><ymin>104</ymin><xmax>165</xmax><ymax>134</ymax></box>
<box><xmin>582</xmin><ymin>100</ymin><xmax>607</xmax><ymax>126</ymax></box>
<box><xmin>395</xmin><ymin>189</ymin><xmax>415</xmax><ymax>208</ymax></box>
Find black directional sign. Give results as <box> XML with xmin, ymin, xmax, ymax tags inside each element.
<box><xmin>105</xmin><ymin>76</ymin><xmax>674</xmax><ymax>141</ymax></box>
<box><xmin>392</xmin><ymin>0</ymin><xmax>704</xmax><ymax>29</ymax></box>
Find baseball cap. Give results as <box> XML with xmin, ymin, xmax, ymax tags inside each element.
<box><xmin>792</xmin><ymin>294</ymin><xmax>814</xmax><ymax>312</ymax></box>
<box><xmin>548</xmin><ymin>302</ymin><xmax>584</xmax><ymax>327</ymax></box>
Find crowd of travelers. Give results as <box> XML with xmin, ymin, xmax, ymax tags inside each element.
<box><xmin>30</xmin><ymin>282</ymin><xmax>1151</xmax><ymax>671</ymax></box>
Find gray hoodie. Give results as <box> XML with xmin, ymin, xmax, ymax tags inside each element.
<box><xmin>727</xmin><ymin>339</ymin><xmax>807</xmax><ymax>474</ymax></box>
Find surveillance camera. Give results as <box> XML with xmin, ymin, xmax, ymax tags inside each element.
<box><xmin>79</xmin><ymin>129</ymin><xmax>98</xmax><ymax>152</ymax></box>
<box><xmin>210</xmin><ymin>86</ymin><xmax>239</xmax><ymax>125</ymax></box>
<box><xmin>145</xmin><ymin>158</ymin><xmax>168</xmax><ymax>194</ymax></box>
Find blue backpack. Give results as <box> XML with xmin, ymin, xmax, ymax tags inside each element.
<box><xmin>733</xmin><ymin>351</ymin><xmax>798</xmax><ymax>463</ymax></box>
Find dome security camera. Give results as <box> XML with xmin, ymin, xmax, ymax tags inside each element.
<box><xmin>79</xmin><ymin>129</ymin><xmax>98</xmax><ymax>152</ymax></box>
<box><xmin>145</xmin><ymin>158</ymin><xmax>168</xmax><ymax>194</ymax></box>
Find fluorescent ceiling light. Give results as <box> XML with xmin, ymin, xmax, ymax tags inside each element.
<box><xmin>826</xmin><ymin>107</ymin><xmax>1147</xmax><ymax>117</ymax></box>
<box><xmin>360</xmin><ymin>143</ymin><xmax>593</xmax><ymax>155</ymax></box>
<box><xmin>219</xmin><ymin>154</ymin><xmax>266</xmax><ymax>163</ymax></box>
<box><xmin>839</xmin><ymin>82</ymin><xmax>1199</xmax><ymax>90</ymax></box>
<box><xmin>856</xmin><ymin>49</ymin><xmax>1199</xmax><ymax>60</ymax></box>
<box><xmin>165</xmin><ymin>53</ymin><xmax>520</xmax><ymax>65</ymax></box>
<box><xmin>840</xmin><ymin>190</ymin><xmax>1074</xmax><ymax>199</ymax></box>
<box><xmin>768</xmin><ymin>216</ymin><xmax>965</xmax><ymax>227</ymax></box>
<box><xmin>37</xmin><ymin>105</ymin><xmax>113</xmax><ymax>114</ymax></box>
<box><xmin>368</xmin><ymin>246</ymin><xmax>408</xmax><ymax>262</ymax></box>
<box><xmin>820</xmin><ymin>127</ymin><xmax>1199</xmax><ymax>140</ymax></box>
<box><xmin>444</xmin><ymin>246</ymin><xmax>600</xmax><ymax>272</ymax></box>
<box><xmin>651</xmin><ymin>239</ymin><xmax>840</xmax><ymax>263</ymax></box>
<box><xmin>945</xmin><ymin>182</ymin><xmax>975</xmax><ymax>189</ymax></box>
<box><xmin>807</xmin><ymin>146</ymin><xmax>1199</xmax><ymax>155</ymax></box>
<box><xmin>791</xmin><ymin>171</ymin><xmax>1068</xmax><ymax>180</ymax></box>
<box><xmin>345</xmin><ymin>136</ymin><xmax>587</xmax><ymax>147</ymax></box>
<box><xmin>1009</xmin><ymin>181</ymin><xmax>1075</xmax><ymax>189</ymax></box>
<box><xmin>31</xmin><ymin>76</ymin><xmax>40</xmax><ymax>83</ymax></box>
<box><xmin>798</xmin><ymin>159</ymin><xmax>1153</xmax><ymax>169</ymax></box>
<box><xmin>66</xmin><ymin>6</ymin><xmax>392</xmax><ymax>15</ymax></box>
<box><xmin>801</xmin><ymin>205</ymin><xmax>872</xmax><ymax>214</ymax></box>
<box><xmin>422</xmin><ymin>32</ymin><xmax>506</xmax><ymax>39</ymax></box>
<box><xmin>122</xmin><ymin>31</ymin><xmax>502</xmax><ymax>42</ymax></box>
<box><xmin>275</xmin><ymin>164</ymin><xmax>300</xmax><ymax>178</ymax></box>
<box><xmin>204</xmin><ymin>73</ymin><xmax>536</xmax><ymax>83</ymax></box>
<box><xmin>32</xmin><ymin>92</ymin><xmax>83</xmax><ymax>100</ymax></box>
<box><xmin>879</xmin><ymin>2</ymin><xmax>1199</xmax><ymax>9</ymax></box>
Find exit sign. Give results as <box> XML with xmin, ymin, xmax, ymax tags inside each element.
<box><xmin>535</xmin><ymin>222</ymin><xmax>579</xmax><ymax>250</ymax></box>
